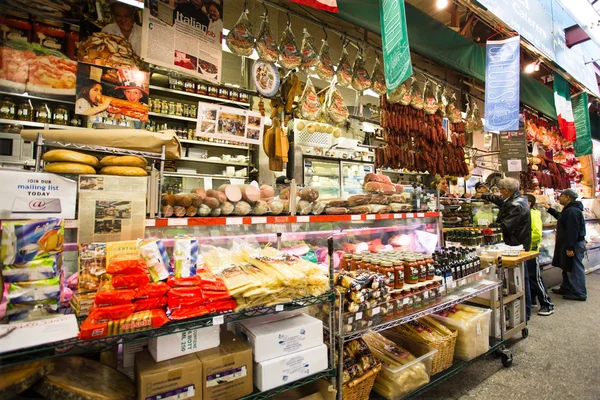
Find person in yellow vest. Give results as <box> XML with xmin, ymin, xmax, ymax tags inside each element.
<box><xmin>525</xmin><ymin>194</ymin><xmax>554</xmax><ymax>316</ymax></box>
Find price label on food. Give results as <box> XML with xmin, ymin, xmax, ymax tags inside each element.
<box><xmin>275</xmin><ymin>304</ymin><xmax>284</xmax><ymax>312</ymax></box>
<box><xmin>372</xmin><ymin>306</ymin><xmax>380</xmax><ymax>315</ymax></box>
<box><xmin>355</xmin><ymin>312</ymin><xmax>363</xmax><ymax>320</ymax></box>
<box><xmin>212</xmin><ymin>315</ymin><xmax>224</xmax><ymax>326</ymax></box>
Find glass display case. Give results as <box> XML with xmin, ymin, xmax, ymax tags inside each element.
<box><xmin>341</xmin><ymin>161</ymin><xmax>374</xmax><ymax>197</ymax></box>
<box><xmin>304</xmin><ymin>158</ymin><xmax>341</xmax><ymax>199</ymax></box>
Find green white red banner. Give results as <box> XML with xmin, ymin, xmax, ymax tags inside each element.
<box><xmin>553</xmin><ymin>72</ymin><xmax>577</xmax><ymax>142</ymax></box>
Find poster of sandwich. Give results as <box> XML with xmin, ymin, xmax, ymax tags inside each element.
<box><xmin>196</xmin><ymin>101</ymin><xmax>263</xmax><ymax>145</ymax></box>
<box><xmin>141</xmin><ymin>0</ymin><xmax>223</xmax><ymax>84</ymax></box>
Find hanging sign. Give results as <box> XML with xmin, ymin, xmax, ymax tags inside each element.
<box><xmin>572</xmin><ymin>92</ymin><xmax>593</xmax><ymax>157</ymax></box>
<box><xmin>380</xmin><ymin>0</ymin><xmax>412</xmax><ymax>93</ymax></box>
<box><xmin>499</xmin><ymin>130</ymin><xmax>527</xmax><ymax>173</ymax></box>
<box><xmin>484</xmin><ymin>36</ymin><xmax>520</xmax><ymax>132</ymax></box>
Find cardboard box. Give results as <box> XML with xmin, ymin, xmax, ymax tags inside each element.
<box><xmin>196</xmin><ymin>331</ymin><xmax>253</xmax><ymax>400</ymax></box>
<box><xmin>509</xmin><ymin>299</ymin><xmax>522</xmax><ymax>328</ymax></box>
<box><xmin>149</xmin><ymin>326</ymin><xmax>220</xmax><ymax>362</ymax></box>
<box><xmin>135</xmin><ymin>350</ymin><xmax>202</xmax><ymax>400</ymax></box>
<box><xmin>509</xmin><ymin>267</ymin><xmax>523</xmax><ymax>294</ymax></box>
<box><xmin>254</xmin><ymin>343</ymin><xmax>328</xmax><ymax>392</ymax></box>
<box><xmin>238</xmin><ymin>313</ymin><xmax>323</xmax><ymax>362</ymax></box>
<box><xmin>123</xmin><ymin>340</ymin><xmax>148</xmax><ymax>368</ymax></box>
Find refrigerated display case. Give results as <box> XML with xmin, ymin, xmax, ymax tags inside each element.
<box><xmin>341</xmin><ymin>161</ymin><xmax>374</xmax><ymax>197</ymax></box>
<box><xmin>304</xmin><ymin>157</ymin><xmax>341</xmax><ymax>199</ymax></box>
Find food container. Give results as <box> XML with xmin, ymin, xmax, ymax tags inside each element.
<box><xmin>52</xmin><ymin>106</ymin><xmax>69</xmax><ymax>125</ymax></box>
<box><xmin>168</xmin><ymin>102</ymin><xmax>176</xmax><ymax>115</ymax></box>
<box><xmin>207</xmin><ymin>85</ymin><xmax>218</xmax><ymax>98</ymax></box>
<box><xmin>228</xmin><ymin>89</ymin><xmax>239</xmax><ymax>101</ymax></box>
<box><xmin>239</xmin><ymin>92</ymin><xmax>249</xmax><ymax>103</ymax></box>
<box><xmin>217</xmin><ymin>87</ymin><xmax>229</xmax><ymax>99</ymax></box>
<box><xmin>33</xmin><ymin>18</ymin><xmax>65</xmax><ymax>53</ymax></box>
<box><xmin>197</xmin><ymin>83</ymin><xmax>208</xmax><ymax>95</ymax></box>
<box><xmin>35</xmin><ymin>103</ymin><xmax>51</xmax><ymax>123</ymax></box>
<box><xmin>1</xmin><ymin>98</ymin><xmax>16</xmax><ymax>119</ymax></box>
<box><xmin>190</xmin><ymin>105</ymin><xmax>197</xmax><ymax>118</ymax></box>
<box><xmin>161</xmin><ymin>100</ymin><xmax>168</xmax><ymax>114</ymax></box>
<box><xmin>183</xmin><ymin>81</ymin><xmax>195</xmax><ymax>93</ymax></box>
<box><xmin>175</xmin><ymin>103</ymin><xmax>183</xmax><ymax>116</ymax></box>
<box><xmin>70</xmin><ymin>115</ymin><xmax>82</xmax><ymax>127</ymax></box>
<box><xmin>168</xmin><ymin>77</ymin><xmax>178</xmax><ymax>89</ymax></box>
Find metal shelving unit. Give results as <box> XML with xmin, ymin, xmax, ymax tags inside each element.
<box><xmin>0</xmin><ymin>90</ymin><xmax>76</xmax><ymax>105</ymax></box>
<box><xmin>240</xmin><ymin>369</ymin><xmax>336</xmax><ymax>400</ymax></box>
<box><xmin>148</xmin><ymin>111</ymin><xmax>197</xmax><ymax>122</ymax></box>
<box><xmin>179</xmin><ymin>138</ymin><xmax>250</xmax><ymax>150</ymax></box>
<box><xmin>0</xmin><ymin>118</ymin><xmax>83</xmax><ymax>130</ymax></box>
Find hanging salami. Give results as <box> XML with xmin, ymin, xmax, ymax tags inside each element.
<box><xmin>279</xmin><ymin>24</ymin><xmax>302</xmax><ymax>70</ymax></box>
<box><xmin>300</xmin><ymin>29</ymin><xmax>319</xmax><ymax>71</ymax></box>
<box><xmin>371</xmin><ymin>56</ymin><xmax>386</xmax><ymax>95</ymax></box>
<box><xmin>351</xmin><ymin>49</ymin><xmax>372</xmax><ymax>91</ymax></box>
<box><xmin>336</xmin><ymin>45</ymin><xmax>353</xmax><ymax>87</ymax></box>
<box><xmin>299</xmin><ymin>77</ymin><xmax>321</xmax><ymax>121</ymax></box>
<box><xmin>315</xmin><ymin>39</ymin><xmax>335</xmax><ymax>81</ymax></box>
<box><xmin>255</xmin><ymin>14</ymin><xmax>279</xmax><ymax>63</ymax></box>
<box><xmin>226</xmin><ymin>10</ymin><xmax>255</xmax><ymax>57</ymax></box>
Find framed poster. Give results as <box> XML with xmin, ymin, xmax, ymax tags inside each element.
<box><xmin>196</xmin><ymin>102</ymin><xmax>263</xmax><ymax>145</ymax></box>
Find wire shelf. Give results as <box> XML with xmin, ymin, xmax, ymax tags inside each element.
<box><xmin>239</xmin><ymin>368</ymin><xmax>336</xmax><ymax>400</ymax></box>
<box><xmin>0</xmin><ymin>292</ymin><xmax>333</xmax><ymax>369</ymax></box>
<box><xmin>40</xmin><ymin>140</ymin><xmax>165</xmax><ymax>160</ymax></box>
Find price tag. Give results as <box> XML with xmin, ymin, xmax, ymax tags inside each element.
<box><xmin>145</xmin><ymin>219</ymin><xmax>156</xmax><ymax>227</ymax></box>
<box><xmin>64</xmin><ymin>219</ymin><xmax>78</xmax><ymax>229</ymax></box>
<box><xmin>371</xmin><ymin>307</ymin><xmax>380</xmax><ymax>315</ymax></box>
<box><xmin>212</xmin><ymin>315</ymin><xmax>224</xmax><ymax>325</ymax></box>
<box><xmin>478</xmin><ymin>271</ymin><xmax>483</xmax><ymax>278</ymax></box>
<box><xmin>275</xmin><ymin>304</ymin><xmax>284</xmax><ymax>312</ymax></box>
<box><xmin>168</xmin><ymin>218</ymin><xmax>188</xmax><ymax>226</ymax></box>
<box><xmin>406</xmin><ymin>213</ymin><xmax>415</xmax><ymax>218</ymax></box>
<box><xmin>394</xmin><ymin>214</ymin><xmax>403</xmax><ymax>219</ymax></box>
<box><xmin>423</xmin><ymin>292</ymin><xmax>429</xmax><ymax>299</ymax></box>
<box><xmin>366</xmin><ymin>214</ymin><xmax>376</xmax><ymax>220</ymax></box>
<box><xmin>355</xmin><ymin>312</ymin><xmax>363</xmax><ymax>320</ymax></box>
<box><xmin>226</xmin><ymin>217</ymin><xmax>244</xmax><ymax>225</ymax></box>
<box><xmin>251</xmin><ymin>217</ymin><xmax>267</xmax><ymax>224</ymax></box>
<box><xmin>297</xmin><ymin>216</ymin><xmax>310</xmax><ymax>223</ymax></box>
<box><xmin>351</xmin><ymin>214</ymin><xmax>362</xmax><ymax>221</ymax></box>
<box><xmin>403</xmin><ymin>298</ymin><xmax>409</xmax><ymax>305</ymax></box>
<box><xmin>417</xmin><ymin>213</ymin><xmax>425</xmax><ymax>218</ymax></box>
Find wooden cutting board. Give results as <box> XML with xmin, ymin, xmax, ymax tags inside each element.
<box><xmin>35</xmin><ymin>356</ymin><xmax>135</xmax><ymax>400</ymax></box>
<box><xmin>0</xmin><ymin>360</ymin><xmax>53</xmax><ymax>397</ymax></box>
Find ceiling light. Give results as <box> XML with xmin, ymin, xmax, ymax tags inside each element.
<box><xmin>436</xmin><ymin>0</ymin><xmax>449</xmax><ymax>9</ymax></box>
<box><xmin>525</xmin><ymin>62</ymin><xmax>536</xmax><ymax>73</ymax></box>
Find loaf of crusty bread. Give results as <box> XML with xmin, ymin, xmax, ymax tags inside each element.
<box><xmin>100</xmin><ymin>166</ymin><xmax>147</xmax><ymax>176</ymax></box>
<box><xmin>43</xmin><ymin>162</ymin><xmax>96</xmax><ymax>174</ymax></box>
<box><xmin>43</xmin><ymin>150</ymin><xmax>98</xmax><ymax>167</ymax></box>
<box><xmin>100</xmin><ymin>155</ymin><xmax>147</xmax><ymax>168</ymax></box>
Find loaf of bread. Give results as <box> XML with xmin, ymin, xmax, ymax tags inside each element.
<box><xmin>99</xmin><ymin>155</ymin><xmax>147</xmax><ymax>168</ymax></box>
<box><xmin>43</xmin><ymin>150</ymin><xmax>98</xmax><ymax>167</ymax></box>
<box><xmin>43</xmin><ymin>162</ymin><xmax>96</xmax><ymax>175</ymax></box>
<box><xmin>100</xmin><ymin>166</ymin><xmax>147</xmax><ymax>176</ymax></box>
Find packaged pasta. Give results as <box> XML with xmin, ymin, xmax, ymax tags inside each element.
<box><xmin>300</xmin><ymin>29</ymin><xmax>318</xmax><ymax>71</ymax></box>
<box><xmin>94</xmin><ymin>289</ymin><xmax>136</xmax><ymax>307</ymax></box>
<box><xmin>138</xmin><ymin>238</ymin><xmax>171</xmax><ymax>281</ymax></box>
<box><xmin>168</xmin><ymin>286</ymin><xmax>203</xmax><ymax>299</ymax></box>
<box><xmin>315</xmin><ymin>39</ymin><xmax>335</xmax><ymax>80</ymax></box>
<box><xmin>197</xmin><ymin>270</ymin><xmax>228</xmax><ymax>292</ymax></box>
<box><xmin>299</xmin><ymin>77</ymin><xmax>321</xmax><ymax>121</ymax></box>
<box><xmin>279</xmin><ymin>23</ymin><xmax>302</xmax><ymax>70</ymax></box>
<box><xmin>255</xmin><ymin>14</ymin><xmax>278</xmax><ymax>63</ymax></box>
<box><xmin>351</xmin><ymin>51</ymin><xmax>371</xmax><ymax>91</ymax></box>
<box><xmin>205</xmin><ymin>298</ymin><xmax>236</xmax><ymax>313</ymax></box>
<box><xmin>106</xmin><ymin>255</ymin><xmax>147</xmax><ymax>276</ymax></box>
<box><xmin>336</xmin><ymin>46</ymin><xmax>353</xmax><ymax>87</ymax></box>
<box><xmin>371</xmin><ymin>57</ymin><xmax>386</xmax><ymax>95</ymax></box>
<box><xmin>133</xmin><ymin>296</ymin><xmax>167</xmax><ymax>312</ymax></box>
<box><xmin>2</xmin><ymin>255</ymin><xmax>60</xmax><ymax>282</ymax></box>
<box><xmin>168</xmin><ymin>306</ymin><xmax>210</xmax><ymax>321</ymax></box>
<box><xmin>167</xmin><ymin>275</ymin><xmax>202</xmax><ymax>287</ymax></box>
<box><xmin>88</xmin><ymin>304</ymin><xmax>135</xmax><ymax>322</ymax></box>
<box><xmin>2</xmin><ymin>219</ymin><xmax>64</xmax><ymax>265</ymax></box>
<box><xmin>135</xmin><ymin>282</ymin><xmax>170</xmax><ymax>299</ymax></box>
<box><xmin>167</xmin><ymin>295</ymin><xmax>205</xmax><ymax>310</ymax></box>
<box><xmin>112</xmin><ymin>274</ymin><xmax>149</xmax><ymax>290</ymax></box>
<box><xmin>226</xmin><ymin>10</ymin><xmax>255</xmax><ymax>56</ymax></box>
<box><xmin>173</xmin><ymin>236</ymin><xmax>198</xmax><ymax>278</ymax></box>
<box><xmin>79</xmin><ymin>309</ymin><xmax>169</xmax><ymax>340</ymax></box>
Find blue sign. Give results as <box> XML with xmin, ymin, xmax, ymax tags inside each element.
<box><xmin>485</xmin><ymin>36</ymin><xmax>521</xmax><ymax>132</ymax></box>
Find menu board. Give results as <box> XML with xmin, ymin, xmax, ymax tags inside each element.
<box><xmin>499</xmin><ymin>130</ymin><xmax>527</xmax><ymax>173</ymax></box>
<box><xmin>196</xmin><ymin>102</ymin><xmax>263</xmax><ymax>145</ymax></box>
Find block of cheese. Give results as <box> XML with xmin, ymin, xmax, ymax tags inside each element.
<box><xmin>43</xmin><ymin>162</ymin><xmax>96</xmax><ymax>174</ymax></box>
<box><xmin>42</xmin><ymin>150</ymin><xmax>99</xmax><ymax>167</ymax></box>
<box><xmin>100</xmin><ymin>166</ymin><xmax>147</xmax><ymax>176</ymax></box>
<box><xmin>100</xmin><ymin>155</ymin><xmax>147</xmax><ymax>168</ymax></box>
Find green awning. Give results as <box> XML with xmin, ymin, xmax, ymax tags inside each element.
<box><xmin>337</xmin><ymin>0</ymin><xmax>557</xmax><ymax>119</ymax></box>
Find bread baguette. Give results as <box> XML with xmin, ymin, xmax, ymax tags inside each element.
<box><xmin>100</xmin><ymin>166</ymin><xmax>147</xmax><ymax>176</ymax></box>
<box><xmin>43</xmin><ymin>162</ymin><xmax>96</xmax><ymax>174</ymax></box>
<box><xmin>100</xmin><ymin>155</ymin><xmax>147</xmax><ymax>168</ymax></box>
<box><xmin>43</xmin><ymin>150</ymin><xmax>98</xmax><ymax>167</ymax></box>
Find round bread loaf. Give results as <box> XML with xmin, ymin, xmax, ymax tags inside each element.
<box><xmin>100</xmin><ymin>166</ymin><xmax>147</xmax><ymax>176</ymax></box>
<box><xmin>43</xmin><ymin>162</ymin><xmax>96</xmax><ymax>175</ymax></box>
<box><xmin>100</xmin><ymin>155</ymin><xmax>147</xmax><ymax>168</ymax></box>
<box><xmin>42</xmin><ymin>150</ymin><xmax>98</xmax><ymax>167</ymax></box>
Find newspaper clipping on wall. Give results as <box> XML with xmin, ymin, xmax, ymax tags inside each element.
<box><xmin>141</xmin><ymin>1</ymin><xmax>223</xmax><ymax>84</ymax></box>
<box><xmin>196</xmin><ymin>101</ymin><xmax>263</xmax><ymax>145</ymax></box>
<box><xmin>77</xmin><ymin>175</ymin><xmax>147</xmax><ymax>243</ymax></box>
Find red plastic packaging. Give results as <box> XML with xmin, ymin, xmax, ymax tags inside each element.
<box><xmin>168</xmin><ymin>306</ymin><xmax>210</xmax><ymax>321</ymax></box>
<box><xmin>94</xmin><ymin>289</ymin><xmax>136</xmax><ymax>307</ymax></box>
<box><xmin>135</xmin><ymin>282</ymin><xmax>170</xmax><ymax>299</ymax></box>
<box><xmin>203</xmin><ymin>290</ymin><xmax>232</xmax><ymax>302</ymax></box>
<box><xmin>167</xmin><ymin>286</ymin><xmax>203</xmax><ymax>299</ymax></box>
<box><xmin>112</xmin><ymin>274</ymin><xmax>150</xmax><ymax>290</ymax></box>
<box><xmin>134</xmin><ymin>296</ymin><xmax>168</xmax><ymax>312</ymax></box>
<box><xmin>206</xmin><ymin>299</ymin><xmax>236</xmax><ymax>313</ymax></box>
<box><xmin>107</xmin><ymin>257</ymin><xmax>148</xmax><ymax>275</ymax></box>
<box><xmin>78</xmin><ymin>309</ymin><xmax>169</xmax><ymax>340</ymax></box>
<box><xmin>88</xmin><ymin>304</ymin><xmax>135</xmax><ymax>322</ymax></box>
<box><xmin>167</xmin><ymin>296</ymin><xmax>205</xmax><ymax>310</ymax></box>
<box><xmin>198</xmin><ymin>271</ymin><xmax>228</xmax><ymax>291</ymax></box>
<box><xmin>167</xmin><ymin>275</ymin><xmax>202</xmax><ymax>287</ymax></box>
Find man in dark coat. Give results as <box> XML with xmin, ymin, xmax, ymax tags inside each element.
<box><xmin>544</xmin><ymin>189</ymin><xmax>587</xmax><ymax>301</ymax></box>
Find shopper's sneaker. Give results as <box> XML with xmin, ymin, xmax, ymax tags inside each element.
<box><xmin>563</xmin><ymin>295</ymin><xmax>586</xmax><ymax>301</ymax></box>
<box><xmin>538</xmin><ymin>306</ymin><xmax>554</xmax><ymax>316</ymax></box>
<box><xmin>552</xmin><ymin>288</ymin><xmax>570</xmax><ymax>295</ymax></box>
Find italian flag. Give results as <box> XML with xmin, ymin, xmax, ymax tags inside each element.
<box><xmin>553</xmin><ymin>72</ymin><xmax>577</xmax><ymax>142</ymax></box>
<box><xmin>289</xmin><ymin>0</ymin><xmax>338</xmax><ymax>13</ymax></box>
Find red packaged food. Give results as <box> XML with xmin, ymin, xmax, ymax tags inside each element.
<box><xmin>79</xmin><ymin>309</ymin><xmax>169</xmax><ymax>340</ymax></box>
<box><xmin>206</xmin><ymin>299</ymin><xmax>237</xmax><ymax>313</ymax></box>
<box><xmin>198</xmin><ymin>271</ymin><xmax>228</xmax><ymax>291</ymax></box>
<box><xmin>167</xmin><ymin>296</ymin><xmax>205</xmax><ymax>310</ymax></box>
<box><xmin>135</xmin><ymin>282</ymin><xmax>170</xmax><ymax>299</ymax></box>
<box><xmin>134</xmin><ymin>296</ymin><xmax>168</xmax><ymax>312</ymax></box>
<box><xmin>169</xmin><ymin>306</ymin><xmax>210</xmax><ymax>321</ymax></box>
<box><xmin>203</xmin><ymin>290</ymin><xmax>232</xmax><ymax>302</ymax></box>
<box><xmin>166</xmin><ymin>275</ymin><xmax>202</xmax><ymax>287</ymax></box>
<box><xmin>88</xmin><ymin>304</ymin><xmax>135</xmax><ymax>322</ymax></box>
<box><xmin>94</xmin><ymin>289</ymin><xmax>136</xmax><ymax>307</ymax></box>
<box><xmin>112</xmin><ymin>274</ymin><xmax>149</xmax><ymax>290</ymax></box>
<box><xmin>106</xmin><ymin>256</ymin><xmax>147</xmax><ymax>275</ymax></box>
<box><xmin>167</xmin><ymin>286</ymin><xmax>203</xmax><ymax>299</ymax></box>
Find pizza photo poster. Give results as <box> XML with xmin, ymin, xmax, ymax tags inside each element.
<box><xmin>141</xmin><ymin>1</ymin><xmax>223</xmax><ymax>84</ymax></box>
<box><xmin>196</xmin><ymin>102</ymin><xmax>263</xmax><ymax>145</ymax></box>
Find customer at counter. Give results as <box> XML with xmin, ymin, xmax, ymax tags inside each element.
<box><xmin>545</xmin><ymin>189</ymin><xmax>587</xmax><ymax>301</ymax></box>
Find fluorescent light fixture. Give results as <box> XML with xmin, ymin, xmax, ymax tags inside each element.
<box><xmin>524</xmin><ymin>60</ymin><xmax>541</xmax><ymax>73</ymax></box>
<box><xmin>436</xmin><ymin>0</ymin><xmax>449</xmax><ymax>9</ymax></box>
<box><xmin>117</xmin><ymin>0</ymin><xmax>144</xmax><ymax>9</ymax></box>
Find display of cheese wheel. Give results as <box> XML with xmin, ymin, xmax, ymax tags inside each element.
<box><xmin>0</xmin><ymin>360</ymin><xmax>53</xmax><ymax>398</ymax></box>
<box><xmin>42</xmin><ymin>150</ymin><xmax>99</xmax><ymax>167</ymax></box>
<box><xmin>35</xmin><ymin>356</ymin><xmax>135</xmax><ymax>400</ymax></box>
<box><xmin>100</xmin><ymin>166</ymin><xmax>148</xmax><ymax>176</ymax></box>
<box><xmin>99</xmin><ymin>155</ymin><xmax>147</xmax><ymax>168</ymax></box>
<box><xmin>43</xmin><ymin>162</ymin><xmax>96</xmax><ymax>175</ymax></box>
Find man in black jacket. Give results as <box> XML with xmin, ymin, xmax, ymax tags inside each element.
<box><xmin>544</xmin><ymin>189</ymin><xmax>587</xmax><ymax>301</ymax></box>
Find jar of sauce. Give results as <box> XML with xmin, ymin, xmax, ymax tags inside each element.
<box><xmin>405</xmin><ymin>257</ymin><xmax>419</xmax><ymax>284</ymax></box>
<box><xmin>370</xmin><ymin>259</ymin><xmax>381</xmax><ymax>273</ymax></box>
<box><xmin>168</xmin><ymin>102</ymin><xmax>176</xmax><ymax>115</ymax></box>
<box><xmin>400</xmin><ymin>288</ymin><xmax>411</xmax><ymax>315</ymax></box>
<box><xmin>190</xmin><ymin>105</ymin><xmax>198</xmax><ymax>118</ymax></box>
<box><xmin>413</xmin><ymin>284</ymin><xmax>423</xmax><ymax>310</ymax></box>
<box><xmin>239</xmin><ymin>92</ymin><xmax>249</xmax><ymax>103</ymax></box>
<box><xmin>161</xmin><ymin>100</ymin><xmax>169</xmax><ymax>114</ymax></box>
<box><xmin>433</xmin><ymin>276</ymin><xmax>444</xmax><ymax>301</ymax></box>
<box><xmin>393</xmin><ymin>259</ymin><xmax>404</xmax><ymax>290</ymax></box>
<box><xmin>35</xmin><ymin>103</ymin><xmax>51</xmax><ymax>123</ymax></box>
<box><xmin>426</xmin><ymin>254</ymin><xmax>435</xmax><ymax>280</ymax></box>
<box><xmin>1</xmin><ymin>98</ymin><xmax>16</xmax><ymax>119</ymax></box>
<box><xmin>340</xmin><ymin>253</ymin><xmax>351</xmax><ymax>271</ymax></box>
<box><xmin>229</xmin><ymin>89</ymin><xmax>239</xmax><ymax>101</ymax></box>
<box><xmin>218</xmin><ymin>87</ymin><xmax>229</xmax><ymax>99</ymax></box>
<box><xmin>52</xmin><ymin>106</ymin><xmax>68</xmax><ymax>125</ymax></box>
<box><xmin>197</xmin><ymin>83</ymin><xmax>208</xmax><ymax>95</ymax></box>
<box><xmin>350</xmin><ymin>254</ymin><xmax>362</xmax><ymax>271</ymax></box>
<box><xmin>417</xmin><ymin>255</ymin><xmax>427</xmax><ymax>282</ymax></box>
<box><xmin>362</xmin><ymin>256</ymin><xmax>372</xmax><ymax>272</ymax></box>
<box><xmin>379</xmin><ymin>261</ymin><xmax>395</xmax><ymax>288</ymax></box>
<box><xmin>184</xmin><ymin>81</ymin><xmax>196</xmax><ymax>93</ymax></box>
<box><xmin>207</xmin><ymin>85</ymin><xmax>219</xmax><ymax>98</ymax></box>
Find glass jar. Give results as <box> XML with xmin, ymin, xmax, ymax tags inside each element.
<box><xmin>406</xmin><ymin>286</ymin><xmax>416</xmax><ymax>313</ymax></box>
<box><xmin>361</xmin><ymin>256</ymin><xmax>372</xmax><ymax>272</ymax></box>
<box><xmin>413</xmin><ymin>284</ymin><xmax>423</xmax><ymax>310</ymax></box>
<box><xmin>161</xmin><ymin>100</ymin><xmax>169</xmax><ymax>114</ymax></box>
<box><xmin>197</xmin><ymin>83</ymin><xmax>208</xmax><ymax>95</ymax></box>
<box><xmin>405</xmin><ymin>257</ymin><xmax>419</xmax><ymax>284</ymax></box>
<box><xmin>370</xmin><ymin>260</ymin><xmax>381</xmax><ymax>273</ymax></box>
<box><xmin>70</xmin><ymin>115</ymin><xmax>81</xmax><ymax>127</ymax></box>
<box><xmin>52</xmin><ymin>106</ymin><xmax>68</xmax><ymax>125</ymax></box>
<box><xmin>433</xmin><ymin>276</ymin><xmax>444</xmax><ymax>301</ymax></box>
<box><xmin>393</xmin><ymin>293</ymin><xmax>404</xmax><ymax>317</ymax></box>
<box><xmin>393</xmin><ymin>259</ymin><xmax>404</xmax><ymax>289</ymax></box>
<box><xmin>1</xmin><ymin>98</ymin><xmax>16</xmax><ymax>119</ymax></box>
<box><xmin>417</xmin><ymin>255</ymin><xmax>427</xmax><ymax>282</ymax></box>
<box><xmin>239</xmin><ymin>92</ymin><xmax>249</xmax><ymax>103</ymax></box>
<box><xmin>35</xmin><ymin>103</ymin><xmax>51</xmax><ymax>123</ymax></box>
<box><xmin>183</xmin><ymin>104</ymin><xmax>190</xmax><ymax>118</ymax></box>
<box><xmin>168</xmin><ymin>102</ymin><xmax>176</xmax><ymax>115</ymax></box>
<box><xmin>350</xmin><ymin>255</ymin><xmax>362</xmax><ymax>271</ymax></box>
<box><xmin>190</xmin><ymin>105</ymin><xmax>198</xmax><ymax>118</ymax></box>
<box><xmin>152</xmin><ymin>99</ymin><xmax>161</xmax><ymax>113</ymax></box>
<box><xmin>17</xmin><ymin>102</ymin><xmax>32</xmax><ymax>121</ymax></box>
<box><xmin>175</xmin><ymin>103</ymin><xmax>183</xmax><ymax>116</ymax></box>
<box><xmin>426</xmin><ymin>254</ymin><xmax>435</xmax><ymax>280</ymax></box>
<box><xmin>229</xmin><ymin>89</ymin><xmax>239</xmax><ymax>101</ymax></box>
<box><xmin>218</xmin><ymin>87</ymin><xmax>229</xmax><ymax>99</ymax></box>
<box><xmin>184</xmin><ymin>81</ymin><xmax>195</xmax><ymax>93</ymax></box>
<box><xmin>379</xmin><ymin>261</ymin><xmax>395</xmax><ymax>288</ymax></box>
<box><xmin>340</xmin><ymin>253</ymin><xmax>351</xmax><ymax>271</ymax></box>
<box><xmin>207</xmin><ymin>85</ymin><xmax>218</xmax><ymax>98</ymax></box>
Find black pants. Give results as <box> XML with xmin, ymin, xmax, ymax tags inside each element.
<box><xmin>526</xmin><ymin>257</ymin><xmax>553</xmax><ymax>308</ymax></box>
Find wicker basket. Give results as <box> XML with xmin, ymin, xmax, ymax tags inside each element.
<box><xmin>342</xmin><ymin>364</ymin><xmax>382</xmax><ymax>400</ymax></box>
<box><xmin>393</xmin><ymin>325</ymin><xmax>458</xmax><ymax>375</ymax></box>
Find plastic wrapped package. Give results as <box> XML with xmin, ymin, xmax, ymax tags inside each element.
<box><xmin>133</xmin><ymin>296</ymin><xmax>167</xmax><ymax>312</ymax></box>
<box><xmin>138</xmin><ymin>238</ymin><xmax>171</xmax><ymax>281</ymax></box>
<box><xmin>324</xmin><ymin>85</ymin><xmax>349</xmax><ymax>124</ymax></box>
<box><xmin>316</xmin><ymin>39</ymin><xmax>335</xmax><ymax>80</ymax></box>
<box><xmin>371</xmin><ymin>57</ymin><xmax>386</xmax><ymax>95</ymax></box>
<box><xmin>387</xmin><ymin>81</ymin><xmax>410</xmax><ymax>105</ymax></box>
<box><xmin>409</xmin><ymin>78</ymin><xmax>424</xmax><ymax>110</ymax></box>
<box><xmin>111</xmin><ymin>274</ymin><xmax>149</xmax><ymax>290</ymax></box>
<box><xmin>88</xmin><ymin>304</ymin><xmax>135</xmax><ymax>322</ymax></box>
<box><xmin>94</xmin><ymin>289</ymin><xmax>136</xmax><ymax>307</ymax></box>
<box><xmin>300</xmin><ymin>29</ymin><xmax>319</xmax><ymax>71</ymax></box>
<box><xmin>167</xmin><ymin>295</ymin><xmax>205</xmax><ymax>310</ymax></box>
<box><xmin>423</xmin><ymin>80</ymin><xmax>438</xmax><ymax>115</ymax></box>
<box><xmin>168</xmin><ymin>286</ymin><xmax>203</xmax><ymax>299</ymax></box>
<box><xmin>351</xmin><ymin>51</ymin><xmax>371</xmax><ymax>91</ymax></box>
<box><xmin>7</xmin><ymin>277</ymin><xmax>61</xmax><ymax>304</ymax></box>
<box><xmin>167</xmin><ymin>275</ymin><xmax>202</xmax><ymax>287</ymax></box>
<box><xmin>2</xmin><ymin>218</ymin><xmax>64</xmax><ymax>265</ymax></box>
<box><xmin>5</xmin><ymin>298</ymin><xmax>59</xmax><ymax>321</ymax></box>
<box><xmin>173</xmin><ymin>236</ymin><xmax>198</xmax><ymax>278</ymax></box>
<box><xmin>255</xmin><ymin>14</ymin><xmax>278</xmax><ymax>63</ymax></box>
<box><xmin>106</xmin><ymin>255</ymin><xmax>147</xmax><ymax>275</ymax></box>
<box><xmin>2</xmin><ymin>255</ymin><xmax>59</xmax><ymax>282</ymax></box>
<box><xmin>79</xmin><ymin>309</ymin><xmax>169</xmax><ymax>340</ymax></box>
<box><xmin>169</xmin><ymin>306</ymin><xmax>210</xmax><ymax>321</ymax></box>
<box><xmin>336</xmin><ymin>46</ymin><xmax>353</xmax><ymax>87</ymax></box>
<box><xmin>447</xmin><ymin>91</ymin><xmax>462</xmax><ymax>123</ymax></box>
<box><xmin>135</xmin><ymin>282</ymin><xmax>170</xmax><ymax>299</ymax></box>
<box><xmin>226</xmin><ymin>10</ymin><xmax>255</xmax><ymax>56</ymax></box>
<box><xmin>299</xmin><ymin>77</ymin><xmax>322</xmax><ymax>121</ymax></box>
<box><xmin>279</xmin><ymin>23</ymin><xmax>302</xmax><ymax>70</ymax></box>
